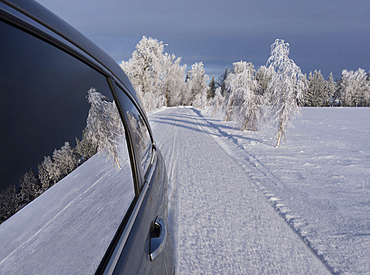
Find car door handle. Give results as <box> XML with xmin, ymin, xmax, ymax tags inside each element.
<box><xmin>149</xmin><ymin>216</ymin><xmax>167</xmax><ymax>261</ymax></box>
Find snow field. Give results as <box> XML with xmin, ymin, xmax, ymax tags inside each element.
<box><xmin>149</xmin><ymin>107</ymin><xmax>330</xmax><ymax>274</ymax></box>
<box><xmin>196</xmin><ymin>107</ymin><xmax>370</xmax><ymax>274</ymax></box>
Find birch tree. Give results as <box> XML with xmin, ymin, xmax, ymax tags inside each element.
<box><xmin>267</xmin><ymin>39</ymin><xmax>306</xmax><ymax>147</ymax></box>
<box><xmin>120</xmin><ymin>36</ymin><xmax>163</xmax><ymax>96</ymax></box>
<box><xmin>121</xmin><ymin>37</ymin><xmax>190</xmax><ymax>110</ymax></box>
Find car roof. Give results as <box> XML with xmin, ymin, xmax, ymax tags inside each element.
<box><xmin>1</xmin><ymin>0</ymin><xmax>140</xmax><ymax>105</ymax></box>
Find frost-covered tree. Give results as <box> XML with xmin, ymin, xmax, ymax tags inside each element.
<box><xmin>267</xmin><ymin>39</ymin><xmax>306</xmax><ymax>147</ymax></box>
<box><xmin>216</xmin><ymin>68</ymin><xmax>230</xmax><ymax>96</ymax></box>
<box><xmin>120</xmin><ymin>36</ymin><xmax>163</xmax><ymax>96</ymax></box>
<box><xmin>207</xmin><ymin>75</ymin><xmax>216</xmax><ymax>99</ymax></box>
<box><xmin>224</xmin><ymin>61</ymin><xmax>263</xmax><ymax>130</ymax></box>
<box><xmin>20</xmin><ymin>169</ymin><xmax>39</xmax><ymax>203</ymax></box>
<box><xmin>187</xmin><ymin>62</ymin><xmax>208</xmax><ymax>105</ymax></box>
<box><xmin>38</xmin><ymin>161</ymin><xmax>50</xmax><ymax>190</ymax></box>
<box><xmin>75</xmin><ymin>128</ymin><xmax>98</xmax><ymax>163</ymax></box>
<box><xmin>325</xmin><ymin>72</ymin><xmax>337</xmax><ymax>106</ymax></box>
<box><xmin>255</xmin><ymin>65</ymin><xmax>274</xmax><ymax>96</ymax></box>
<box><xmin>192</xmin><ymin>89</ymin><xmax>208</xmax><ymax>109</ymax></box>
<box><xmin>121</xmin><ymin>37</ymin><xmax>190</xmax><ymax>111</ymax></box>
<box><xmin>43</xmin><ymin>156</ymin><xmax>58</xmax><ymax>184</ymax></box>
<box><xmin>210</xmin><ymin>87</ymin><xmax>225</xmax><ymax>117</ymax></box>
<box><xmin>305</xmin><ymin>70</ymin><xmax>326</xmax><ymax>107</ymax></box>
<box><xmin>85</xmin><ymin>88</ymin><xmax>125</xmax><ymax>168</ymax></box>
<box><xmin>160</xmin><ymin>52</ymin><xmax>187</xmax><ymax>107</ymax></box>
<box><xmin>338</xmin><ymin>68</ymin><xmax>370</xmax><ymax>107</ymax></box>
<box><xmin>52</xmin><ymin>142</ymin><xmax>77</xmax><ymax>180</ymax></box>
<box><xmin>0</xmin><ymin>185</ymin><xmax>20</xmax><ymax>223</ymax></box>
<box><xmin>223</xmin><ymin>62</ymin><xmax>248</xmax><ymax>121</ymax></box>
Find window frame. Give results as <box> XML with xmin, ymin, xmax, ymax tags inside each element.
<box><xmin>111</xmin><ymin>82</ymin><xmax>156</xmax><ymax>192</ymax></box>
<box><xmin>0</xmin><ymin>3</ymin><xmax>143</xmax><ymax>195</ymax></box>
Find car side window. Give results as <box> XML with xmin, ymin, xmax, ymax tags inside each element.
<box><xmin>0</xmin><ymin>20</ymin><xmax>135</xmax><ymax>274</ymax></box>
<box><xmin>113</xmin><ymin>84</ymin><xmax>153</xmax><ymax>180</ymax></box>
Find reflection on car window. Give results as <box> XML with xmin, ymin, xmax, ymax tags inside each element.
<box><xmin>113</xmin><ymin>84</ymin><xmax>152</xmax><ymax>177</ymax></box>
<box><xmin>85</xmin><ymin>88</ymin><xmax>126</xmax><ymax>168</ymax></box>
<box><xmin>126</xmin><ymin>110</ymin><xmax>152</xmax><ymax>174</ymax></box>
<box><xmin>0</xmin><ymin>20</ymin><xmax>135</xmax><ymax>274</ymax></box>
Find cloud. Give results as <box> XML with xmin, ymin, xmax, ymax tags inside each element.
<box><xmin>37</xmin><ymin>0</ymin><xmax>370</xmax><ymax>79</ymax></box>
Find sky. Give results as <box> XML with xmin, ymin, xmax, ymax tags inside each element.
<box><xmin>35</xmin><ymin>0</ymin><xmax>370</xmax><ymax>81</ymax></box>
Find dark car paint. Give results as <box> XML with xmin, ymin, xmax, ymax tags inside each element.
<box><xmin>113</xmin><ymin>152</ymin><xmax>174</xmax><ymax>275</ymax></box>
<box><xmin>0</xmin><ymin>0</ymin><xmax>174</xmax><ymax>274</ymax></box>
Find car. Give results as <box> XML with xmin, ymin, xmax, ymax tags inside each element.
<box><xmin>0</xmin><ymin>0</ymin><xmax>174</xmax><ymax>274</ymax></box>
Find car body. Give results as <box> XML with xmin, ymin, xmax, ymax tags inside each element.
<box><xmin>0</xmin><ymin>0</ymin><xmax>174</xmax><ymax>274</ymax></box>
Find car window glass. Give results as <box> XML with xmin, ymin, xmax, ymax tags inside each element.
<box><xmin>113</xmin><ymin>84</ymin><xmax>152</xmax><ymax>179</ymax></box>
<box><xmin>0</xmin><ymin>20</ymin><xmax>134</xmax><ymax>274</ymax></box>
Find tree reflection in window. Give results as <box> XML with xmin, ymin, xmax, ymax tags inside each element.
<box><xmin>85</xmin><ymin>88</ymin><xmax>125</xmax><ymax>169</ymax></box>
<box><xmin>126</xmin><ymin>111</ymin><xmax>152</xmax><ymax>175</ymax></box>
<box><xmin>0</xmin><ymin>88</ymin><xmax>125</xmax><ymax>224</ymax></box>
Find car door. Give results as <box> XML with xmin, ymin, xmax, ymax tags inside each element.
<box><xmin>0</xmin><ymin>3</ymin><xmax>173</xmax><ymax>274</ymax></box>
<box><xmin>95</xmin><ymin>82</ymin><xmax>173</xmax><ymax>275</ymax></box>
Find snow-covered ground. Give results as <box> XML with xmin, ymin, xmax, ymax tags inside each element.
<box><xmin>150</xmin><ymin>107</ymin><xmax>368</xmax><ymax>274</ymax></box>
<box><xmin>1</xmin><ymin>106</ymin><xmax>366</xmax><ymax>274</ymax></box>
<box><xmin>210</xmin><ymin>106</ymin><xmax>370</xmax><ymax>275</ymax></box>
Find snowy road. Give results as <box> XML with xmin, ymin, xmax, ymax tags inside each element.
<box><xmin>149</xmin><ymin>107</ymin><xmax>330</xmax><ymax>274</ymax></box>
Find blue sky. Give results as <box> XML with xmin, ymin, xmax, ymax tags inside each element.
<box><xmin>36</xmin><ymin>0</ymin><xmax>370</xmax><ymax>80</ymax></box>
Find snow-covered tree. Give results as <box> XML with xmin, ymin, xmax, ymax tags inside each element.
<box><xmin>121</xmin><ymin>37</ymin><xmax>190</xmax><ymax>111</ymax></box>
<box><xmin>52</xmin><ymin>142</ymin><xmax>77</xmax><ymax>180</ymax></box>
<box><xmin>255</xmin><ymin>65</ymin><xmax>274</xmax><ymax>96</ymax></box>
<box><xmin>0</xmin><ymin>185</ymin><xmax>20</xmax><ymax>223</ymax></box>
<box><xmin>75</xmin><ymin>128</ymin><xmax>98</xmax><ymax>163</ymax></box>
<box><xmin>42</xmin><ymin>156</ymin><xmax>58</xmax><ymax>184</ymax></box>
<box><xmin>120</xmin><ymin>36</ymin><xmax>163</xmax><ymax>96</ymax></box>
<box><xmin>267</xmin><ymin>39</ymin><xmax>306</xmax><ymax>147</ymax></box>
<box><xmin>85</xmin><ymin>88</ymin><xmax>125</xmax><ymax>168</ymax></box>
<box><xmin>186</xmin><ymin>62</ymin><xmax>209</xmax><ymax>105</ymax></box>
<box><xmin>210</xmin><ymin>87</ymin><xmax>225</xmax><ymax>117</ymax></box>
<box><xmin>20</xmin><ymin>169</ymin><xmax>39</xmax><ymax>203</ymax></box>
<box><xmin>223</xmin><ymin>62</ymin><xmax>248</xmax><ymax>121</ymax></box>
<box><xmin>325</xmin><ymin>72</ymin><xmax>337</xmax><ymax>106</ymax></box>
<box><xmin>216</xmin><ymin>68</ymin><xmax>229</xmax><ymax>96</ymax></box>
<box><xmin>305</xmin><ymin>70</ymin><xmax>326</xmax><ymax>107</ymax></box>
<box><xmin>224</xmin><ymin>61</ymin><xmax>263</xmax><ymax>130</ymax></box>
<box><xmin>338</xmin><ymin>68</ymin><xmax>370</xmax><ymax>107</ymax></box>
<box><xmin>38</xmin><ymin>161</ymin><xmax>50</xmax><ymax>190</ymax></box>
<box><xmin>192</xmin><ymin>89</ymin><xmax>208</xmax><ymax>109</ymax></box>
<box><xmin>160</xmin><ymin>52</ymin><xmax>187</xmax><ymax>107</ymax></box>
<box><xmin>207</xmin><ymin>75</ymin><xmax>216</xmax><ymax>99</ymax></box>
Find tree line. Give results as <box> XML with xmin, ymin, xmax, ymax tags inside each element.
<box><xmin>2</xmin><ymin>36</ymin><xmax>368</xmax><ymax>224</ymax></box>
<box><xmin>121</xmin><ymin>38</ymin><xmax>306</xmax><ymax>147</ymax></box>
<box><xmin>120</xmin><ymin>37</ymin><xmax>369</xmax><ymax>147</ymax></box>
<box><xmin>121</xmin><ymin>36</ymin><xmax>370</xmax><ymax>113</ymax></box>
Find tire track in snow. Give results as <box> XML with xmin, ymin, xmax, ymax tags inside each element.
<box><xmin>151</xmin><ymin>107</ymin><xmax>331</xmax><ymax>274</ymax></box>
<box><xmin>149</xmin><ymin>108</ymin><xmax>180</xmax><ymax>270</ymax></box>
<box><xmin>191</xmin><ymin>108</ymin><xmax>336</xmax><ymax>274</ymax></box>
